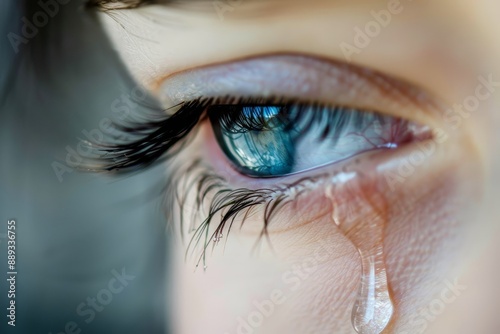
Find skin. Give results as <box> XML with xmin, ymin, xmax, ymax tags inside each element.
<box><xmin>97</xmin><ymin>0</ymin><xmax>500</xmax><ymax>333</ymax></box>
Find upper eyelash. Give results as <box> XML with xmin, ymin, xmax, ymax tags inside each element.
<box><xmin>209</xmin><ymin>102</ymin><xmax>389</xmax><ymax>142</ymax></box>
<box><xmin>90</xmin><ymin>98</ymin><xmax>209</xmax><ymax>173</ymax></box>
<box><xmin>86</xmin><ymin>0</ymin><xmax>153</xmax><ymax>10</ymax></box>
<box><xmin>88</xmin><ymin>95</ymin><xmax>349</xmax><ymax>173</ymax></box>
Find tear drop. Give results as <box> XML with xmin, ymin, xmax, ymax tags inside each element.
<box><xmin>326</xmin><ymin>175</ymin><xmax>394</xmax><ymax>334</ymax></box>
<box><xmin>351</xmin><ymin>248</ymin><xmax>394</xmax><ymax>334</ymax></box>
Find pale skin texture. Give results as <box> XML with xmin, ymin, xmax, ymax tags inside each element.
<box><xmin>98</xmin><ymin>0</ymin><xmax>500</xmax><ymax>333</ymax></box>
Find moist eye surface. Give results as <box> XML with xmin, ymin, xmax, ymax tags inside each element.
<box><xmin>208</xmin><ymin>102</ymin><xmax>422</xmax><ymax>178</ymax></box>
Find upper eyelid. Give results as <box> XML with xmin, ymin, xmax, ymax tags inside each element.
<box><xmin>155</xmin><ymin>53</ymin><xmax>443</xmax><ymax>129</ymax></box>
<box><xmin>88</xmin><ymin>54</ymin><xmax>442</xmax><ymax>173</ymax></box>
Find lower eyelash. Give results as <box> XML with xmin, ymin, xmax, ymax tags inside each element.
<box><xmin>167</xmin><ymin>158</ymin><xmax>325</xmax><ymax>268</ymax></box>
<box><xmin>84</xmin><ymin>94</ymin><xmax>417</xmax><ymax>269</ymax></box>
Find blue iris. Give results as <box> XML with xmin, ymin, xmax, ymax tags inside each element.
<box><xmin>208</xmin><ymin>103</ymin><xmax>397</xmax><ymax>178</ymax></box>
<box><xmin>211</xmin><ymin>106</ymin><xmax>296</xmax><ymax>176</ymax></box>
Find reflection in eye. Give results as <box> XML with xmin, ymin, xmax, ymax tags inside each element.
<box><xmin>208</xmin><ymin>101</ymin><xmax>423</xmax><ymax>177</ymax></box>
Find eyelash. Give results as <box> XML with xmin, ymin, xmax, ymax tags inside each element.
<box><xmin>95</xmin><ymin>97</ymin><xmax>208</xmax><ymax>172</ymax></box>
<box><xmin>90</xmin><ymin>95</ymin><xmax>410</xmax><ymax>267</ymax></box>
<box><xmin>95</xmin><ymin>95</ymin><xmax>397</xmax><ymax>171</ymax></box>
<box><xmin>168</xmin><ymin>157</ymin><xmax>329</xmax><ymax>268</ymax></box>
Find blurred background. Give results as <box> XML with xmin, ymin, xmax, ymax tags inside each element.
<box><xmin>0</xmin><ymin>1</ymin><xmax>169</xmax><ymax>333</ymax></box>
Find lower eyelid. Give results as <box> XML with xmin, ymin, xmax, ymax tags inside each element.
<box><xmin>187</xmin><ymin>116</ymin><xmax>429</xmax><ymax>198</ymax></box>
<box><xmin>171</xmin><ymin>113</ymin><xmax>480</xmax><ymax>299</ymax></box>
<box><xmin>173</xmin><ymin>131</ymin><xmax>438</xmax><ymax>252</ymax></box>
<box><xmin>199</xmin><ymin>112</ymin><xmax>433</xmax><ymax>189</ymax></box>
<box><xmin>182</xmin><ymin>144</ymin><xmax>450</xmax><ymax>262</ymax></box>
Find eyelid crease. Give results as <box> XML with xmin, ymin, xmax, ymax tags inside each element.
<box><xmin>156</xmin><ymin>54</ymin><xmax>444</xmax><ymax>129</ymax></box>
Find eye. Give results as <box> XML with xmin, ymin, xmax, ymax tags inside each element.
<box><xmin>88</xmin><ymin>53</ymin><xmax>465</xmax><ymax>334</ymax></box>
<box><xmin>207</xmin><ymin>101</ymin><xmax>428</xmax><ymax>178</ymax></box>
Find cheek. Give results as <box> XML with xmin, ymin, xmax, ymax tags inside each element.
<box><xmin>172</xmin><ymin>120</ymin><xmax>482</xmax><ymax>334</ymax></box>
<box><xmin>262</xmin><ymin>142</ymin><xmax>481</xmax><ymax>334</ymax></box>
<box><xmin>383</xmin><ymin>139</ymin><xmax>482</xmax><ymax>331</ymax></box>
<box><xmin>172</xmin><ymin>216</ymin><xmax>361</xmax><ymax>334</ymax></box>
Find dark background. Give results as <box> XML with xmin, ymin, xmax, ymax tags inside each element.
<box><xmin>0</xmin><ymin>1</ymin><xmax>169</xmax><ymax>333</ymax></box>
